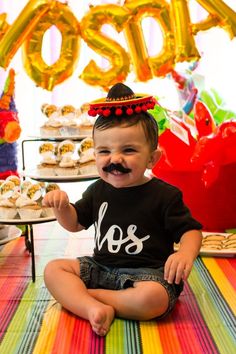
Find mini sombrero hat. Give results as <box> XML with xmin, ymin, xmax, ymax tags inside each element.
<box><xmin>88</xmin><ymin>83</ymin><xmax>157</xmax><ymax>118</ymax></box>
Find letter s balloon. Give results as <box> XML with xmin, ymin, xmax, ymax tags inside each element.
<box><xmin>80</xmin><ymin>4</ymin><xmax>130</xmax><ymax>90</ymax></box>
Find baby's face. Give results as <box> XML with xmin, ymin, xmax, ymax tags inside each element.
<box><xmin>94</xmin><ymin>123</ymin><xmax>158</xmax><ymax>188</ymax></box>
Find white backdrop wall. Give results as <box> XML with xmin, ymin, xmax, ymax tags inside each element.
<box><xmin>0</xmin><ymin>0</ymin><xmax>236</xmax><ymax>140</ymax></box>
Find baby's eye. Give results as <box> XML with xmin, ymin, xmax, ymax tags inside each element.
<box><xmin>123</xmin><ymin>147</ymin><xmax>136</xmax><ymax>153</ymax></box>
<box><xmin>97</xmin><ymin>149</ymin><xmax>110</xmax><ymax>155</ymax></box>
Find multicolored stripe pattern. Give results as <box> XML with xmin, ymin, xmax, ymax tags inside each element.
<box><xmin>0</xmin><ymin>227</ymin><xmax>236</xmax><ymax>354</ymax></box>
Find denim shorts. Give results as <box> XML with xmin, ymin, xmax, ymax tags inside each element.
<box><xmin>78</xmin><ymin>256</ymin><xmax>183</xmax><ymax>318</ymax></box>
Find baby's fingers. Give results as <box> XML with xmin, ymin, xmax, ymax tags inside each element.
<box><xmin>164</xmin><ymin>258</ymin><xmax>176</xmax><ymax>284</ymax></box>
<box><xmin>174</xmin><ymin>263</ymin><xmax>186</xmax><ymax>284</ymax></box>
<box><xmin>181</xmin><ymin>265</ymin><xmax>192</xmax><ymax>281</ymax></box>
<box><xmin>164</xmin><ymin>257</ymin><xmax>187</xmax><ymax>284</ymax></box>
<box><xmin>43</xmin><ymin>190</ymin><xmax>68</xmax><ymax>209</ymax></box>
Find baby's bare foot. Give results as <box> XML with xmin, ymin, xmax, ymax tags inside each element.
<box><xmin>88</xmin><ymin>304</ymin><xmax>115</xmax><ymax>336</ymax></box>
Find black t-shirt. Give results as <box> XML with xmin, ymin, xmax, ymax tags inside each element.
<box><xmin>73</xmin><ymin>178</ymin><xmax>202</xmax><ymax>268</ymax></box>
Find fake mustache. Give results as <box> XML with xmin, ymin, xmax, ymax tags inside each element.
<box><xmin>102</xmin><ymin>163</ymin><xmax>131</xmax><ymax>174</ymax></box>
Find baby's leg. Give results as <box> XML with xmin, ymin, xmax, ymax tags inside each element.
<box><xmin>88</xmin><ymin>281</ymin><xmax>169</xmax><ymax>320</ymax></box>
<box><xmin>44</xmin><ymin>259</ymin><xmax>114</xmax><ymax>336</ymax></box>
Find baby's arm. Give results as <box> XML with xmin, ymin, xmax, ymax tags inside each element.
<box><xmin>164</xmin><ymin>230</ymin><xmax>202</xmax><ymax>284</ymax></box>
<box><xmin>43</xmin><ymin>190</ymin><xmax>84</xmax><ymax>232</ymax></box>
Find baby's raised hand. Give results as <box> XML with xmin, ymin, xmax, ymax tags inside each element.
<box><xmin>42</xmin><ymin>190</ymin><xmax>70</xmax><ymax>210</ymax></box>
<box><xmin>164</xmin><ymin>251</ymin><xmax>194</xmax><ymax>284</ymax></box>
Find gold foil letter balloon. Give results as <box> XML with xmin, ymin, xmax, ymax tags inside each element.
<box><xmin>124</xmin><ymin>0</ymin><xmax>175</xmax><ymax>79</ymax></box>
<box><xmin>193</xmin><ymin>0</ymin><xmax>236</xmax><ymax>38</ymax></box>
<box><xmin>0</xmin><ymin>0</ymin><xmax>52</xmax><ymax>68</ymax></box>
<box><xmin>0</xmin><ymin>13</ymin><xmax>10</xmax><ymax>41</ymax></box>
<box><xmin>22</xmin><ymin>1</ymin><xmax>80</xmax><ymax>91</ymax></box>
<box><xmin>170</xmin><ymin>0</ymin><xmax>200</xmax><ymax>62</ymax></box>
<box><xmin>80</xmin><ymin>4</ymin><xmax>131</xmax><ymax>90</ymax></box>
<box><xmin>0</xmin><ymin>0</ymin><xmax>236</xmax><ymax>91</ymax></box>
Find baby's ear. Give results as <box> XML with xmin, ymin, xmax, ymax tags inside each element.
<box><xmin>147</xmin><ymin>148</ymin><xmax>162</xmax><ymax>169</ymax></box>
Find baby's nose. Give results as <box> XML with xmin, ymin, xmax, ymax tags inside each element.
<box><xmin>110</xmin><ymin>152</ymin><xmax>123</xmax><ymax>163</ymax></box>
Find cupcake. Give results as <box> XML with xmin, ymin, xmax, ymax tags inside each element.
<box><xmin>60</xmin><ymin>105</ymin><xmax>76</xmax><ymax>118</ymax></box>
<box><xmin>16</xmin><ymin>183</ymin><xmax>43</xmax><ymax>219</ymax></box>
<box><xmin>6</xmin><ymin>175</ymin><xmax>21</xmax><ymax>199</ymax></box>
<box><xmin>0</xmin><ymin>180</ymin><xmax>16</xmax><ymax>199</ymax></box>
<box><xmin>59</xmin><ymin>105</ymin><xmax>81</xmax><ymax>136</ymax></box>
<box><xmin>0</xmin><ymin>181</ymin><xmax>18</xmax><ymax>219</ymax></box>
<box><xmin>78</xmin><ymin>138</ymin><xmax>97</xmax><ymax>175</ymax></box>
<box><xmin>40</xmin><ymin>104</ymin><xmax>62</xmax><ymax>137</ymax></box>
<box><xmin>20</xmin><ymin>180</ymin><xmax>33</xmax><ymax>195</ymax></box>
<box><xmin>27</xmin><ymin>183</ymin><xmax>43</xmax><ymax>203</ymax></box>
<box><xmin>0</xmin><ymin>199</ymin><xmax>17</xmax><ymax>219</ymax></box>
<box><xmin>55</xmin><ymin>140</ymin><xmax>79</xmax><ymax>176</ymax></box>
<box><xmin>6</xmin><ymin>175</ymin><xmax>20</xmax><ymax>191</ymax></box>
<box><xmin>37</xmin><ymin>142</ymin><xmax>57</xmax><ymax>176</ymax></box>
<box><xmin>41</xmin><ymin>104</ymin><xmax>58</xmax><ymax>117</ymax></box>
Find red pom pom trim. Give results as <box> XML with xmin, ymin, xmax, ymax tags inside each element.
<box><xmin>115</xmin><ymin>108</ymin><xmax>123</xmax><ymax>116</ymax></box>
<box><xmin>88</xmin><ymin>109</ymin><xmax>97</xmax><ymax>117</ymax></box>
<box><xmin>103</xmin><ymin>109</ymin><xmax>111</xmax><ymax>117</ymax></box>
<box><xmin>141</xmin><ymin>104</ymin><xmax>147</xmax><ymax>112</ymax></box>
<box><xmin>135</xmin><ymin>106</ymin><xmax>142</xmax><ymax>113</ymax></box>
<box><xmin>126</xmin><ymin>108</ymin><xmax>133</xmax><ymax>115</ymax></box>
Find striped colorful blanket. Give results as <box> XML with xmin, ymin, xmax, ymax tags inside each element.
<box><xmin>0</xmin><ymin>223</ymin><xmax>236</xmax><ymax>354</ymax></box>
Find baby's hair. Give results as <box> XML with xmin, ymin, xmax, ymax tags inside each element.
<box><xmin>93</xmin><ymin>112</ymin><xmax>158</xmax><ymax>151</ymax></box>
